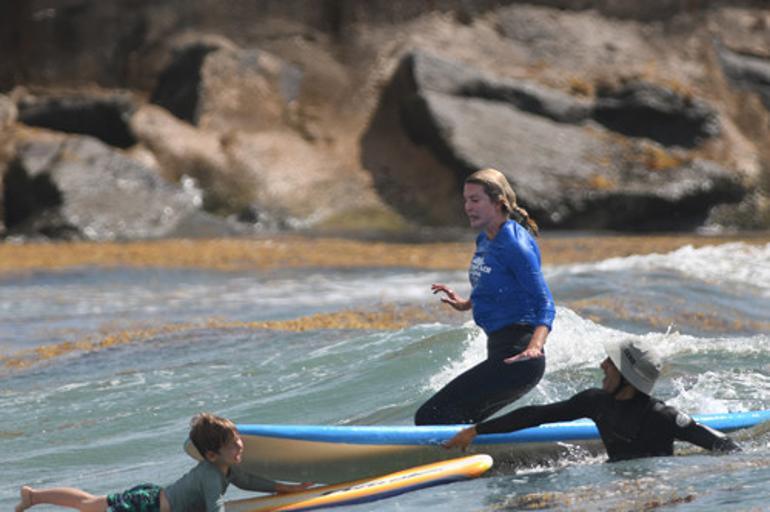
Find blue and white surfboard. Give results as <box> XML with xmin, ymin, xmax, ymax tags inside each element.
<box><xmin>187</xmin><ymin>409</ymin><xmax>770</xmax><ymax>484</ymax></box>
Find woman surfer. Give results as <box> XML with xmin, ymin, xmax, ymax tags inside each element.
<box><xmin>415</xmin><ymin>168</ymin><xmax>555</xmax><ymax>425</ymax></box>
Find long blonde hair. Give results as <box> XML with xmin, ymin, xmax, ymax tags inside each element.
<box><xmin>465</xmin><ymin>168</ymin><xmax>539</xmax><ymax>236</ymax></box>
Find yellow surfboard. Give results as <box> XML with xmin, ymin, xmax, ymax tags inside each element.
<box><xmin>225</xmin><ymin>454</ymin><xmax>493</xmax><ymax>512</ymax></box>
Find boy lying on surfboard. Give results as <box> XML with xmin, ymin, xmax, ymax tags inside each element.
<box><xmin>16</xmin><ymin>413</ymin><xmax>312</xmax><ymax>512</ymax></box>
<box><xmin>445</xmin><ymin>339</ymin><xmax>740</xmax><ymax>461</ymax></box>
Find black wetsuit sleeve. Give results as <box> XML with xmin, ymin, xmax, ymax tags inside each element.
<box><xmin>664</xmin><ymin>407</ymin><xmax>741</xmax><ymax>453</ymax></box>
<box><xmin>475</xmin><ymin>389</ymin><xmax>599</xmax><ymax>435</ymax></box>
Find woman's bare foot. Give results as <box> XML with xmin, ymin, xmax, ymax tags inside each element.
<box><xmin>15</xmin><ymin>486</ymin><xmax>33</xmax><ymax>512</ymax></box>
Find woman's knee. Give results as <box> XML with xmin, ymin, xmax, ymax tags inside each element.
<box><xmin>415</xmin><ymin>402</ymin><xmax>447</xmax><ymax>425</ymax></box>
<box><xmin>414</xmin><ymin>401</ymin><xmax>468</xmax><ymax>425</ymax></box>
<box><xmin>414</xmin><ymin>408</ymin><xmax>436</xmax><ymax>425</ymax></box>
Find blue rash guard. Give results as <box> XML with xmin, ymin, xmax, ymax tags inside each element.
<box><xmin>469</xmin><ymin>220</ymin><xmax>555</xmax><ymax>333</ymax></box>
<box><xmin>414</xmin><ymin>220</ymin><xmax>556</xmax><ymax>425</ymax></box>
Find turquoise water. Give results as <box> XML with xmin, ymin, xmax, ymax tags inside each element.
<box><xmin>1</xmin><ymin>241</ymin><xmax>769</xmax><ymax>511</ymax></box>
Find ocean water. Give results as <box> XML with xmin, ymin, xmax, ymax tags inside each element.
<box><xmin>1</xmin><ymin>241</ymin><xmax>769</xmax><ymax>511</ymax></box>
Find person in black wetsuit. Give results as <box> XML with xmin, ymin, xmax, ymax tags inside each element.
<box><xmin>415</xmin><ymin>168</ymin><xmax>555</xmax><ymax>425</ymax></box>
<box><xmin>444</xmin><ymin>339</ymin><xmax>740</xmax><ymax>461</ymax></box>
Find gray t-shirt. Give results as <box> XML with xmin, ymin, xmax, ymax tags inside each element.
<box><xmin>164</xmin><ymin>460</ymin><xmax>277</xmax><ymax>512</ymax></box>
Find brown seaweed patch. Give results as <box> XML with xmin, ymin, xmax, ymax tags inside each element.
<box><xmin>0</xmin><ymin>238</ymin><xmax>472</xmax><ymax>274</ymax></box>
<box><xmin>566</xmin><ymin>297</ymin><xmax>770</xmax><ymax>333</ymax></box>
<box><xmin>0</xmin><ymin>235</ymin><xmax>767</xmax><ymax>276</ymax></box>
<box><xmin>485</xmin><ymin>455</ymin><xmax>770</xmax><ymax>511</ymax></box>
<box><xmin>0</xmin><ymin>305</ymin><xmax>438</xmax><ymax>370</ymax></box>
<box><xmin>484</xmin><ymin>477</ymin><xmax>696</xmax><ymax>511</ymax></box>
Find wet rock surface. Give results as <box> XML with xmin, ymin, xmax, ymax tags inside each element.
<box><xmin>368</xmin><ymin>51</ymin><xmax>745</xmax><ymax>230</ymax></box>
<box><xmin>4</xmin><ymin>134</ymin><xmax>210</xmax><ymax>240</ymax></box>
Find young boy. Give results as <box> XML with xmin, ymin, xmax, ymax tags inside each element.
<box><xmin>16</xmin><ymin>413</ymin><xmax>312</xmax><ymax>512</ymax></box>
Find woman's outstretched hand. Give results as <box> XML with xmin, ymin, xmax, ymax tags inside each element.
<box><xmin>504</xmin><ymin>325</ymin><xmax>549</xmax><ymax>364</ymax></box>
<box><xmin>443</xmin><ymin>426</ymin><xmax>478</xmax><ymax>451</ymax></box>
<box><xmin>431</xmin><ymin>284</ymin><xmax>472</xmax><ymax>311</ymax></box>
<box><xmin>504</xmin><ymin>347</ymin><xmax>543</xmax><ymax>364</ymax></box>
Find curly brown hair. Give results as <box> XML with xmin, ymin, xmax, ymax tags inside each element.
<box><xmin>189</xmin><ymin>413</ymin><xmax>238</xmax><ymax>458</ymax></box>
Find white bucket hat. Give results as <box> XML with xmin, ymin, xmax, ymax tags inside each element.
<box><xmin>603</xmin><ymin>339</ymin><xmax>662</xmax><ymax>395</ymax></box>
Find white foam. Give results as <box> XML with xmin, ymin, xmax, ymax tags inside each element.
<box><xmin>221</xmin><ymin>270</ymin><xmax>469</xmax><ymax>311</ymax></box>
<box><xmin>425</xmin><ymin>306</ymin><xmax>651</xmax><ymax>392</ymax></box>
<box><xmin>423</xmin><ymin>306</ymin><xmax>770</xmax><ymax>412</ymax></box>
<box><xmin>542</xmin><ymin>307</ymin><xmax>615</xmax><ymax>370</ymax></box>
<box><xmin>666</xmin><ymin>368</ymin><xmax>770</xmax><ymax>413</ymax></box>
<box><xmin>549</xmin><ymin>242</ymin><xmax>770</xmax><ymax>295</ymax></box>
<box><xmin>424</xmin><ymin>306</ymin><xmax>619</xmax><ymax>392</ymax></box>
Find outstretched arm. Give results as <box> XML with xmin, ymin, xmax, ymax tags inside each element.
<box><xmin>476</xmin><ymin>392</ymin><xmax>593</xmax><ymax>434</ymax></box>
<box><xmin>444</xmin><ymin>390</ymin><xmax>598</xmax><ymax>450</ymax></box>
<box><xmin>674</xmin><ymin>416</ymin><xmax>741</xmax><ymax>453</ymax></box>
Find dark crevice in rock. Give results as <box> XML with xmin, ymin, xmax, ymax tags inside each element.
<box><xmin>17</xmin><ymin>95</ymin><xmax>137</xmax><ymax>148</ymax></box>
<box><xmin>150</xmin><ymin>42</ymin><xmax>221</xmax><ymax>124</ymax></box>
<box><xmin>459</xmin><ymin>81</ymin><xmax>592</xmax><ymax>124</ymax></box>
<box><xmin>563</xmin><ymin>191</ymin><xmax>743</xmax><ymax>232</ymax></box>
<box><xmin>2</xmin><ymin>158</ymin><xmax>63</xmax><ymax>229</ymax></box>
<box><xmin>592</xmin><ymin>81</ymin><xmax>720</xmax><ymax>148</ymax></box>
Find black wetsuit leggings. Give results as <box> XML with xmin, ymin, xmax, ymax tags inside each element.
<box><xmin>414</xmin><ymin>323</ymin><xmax>545</xmax><ymax>425</ymax></box>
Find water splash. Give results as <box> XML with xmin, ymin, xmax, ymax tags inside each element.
<box><xmin>551</xmin><ymin>242</ymin><xmax>770</xmax><ymax>295</ymax></box>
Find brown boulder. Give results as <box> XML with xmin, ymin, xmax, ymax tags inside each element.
<box><xmin>150</xmin><ymin>33</ymin><xmax>302</xmax><ymax>133</ymax></box>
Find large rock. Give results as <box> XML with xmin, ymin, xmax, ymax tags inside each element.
<box><xmin>128</xmin><ymin>103</ymin><xmax>246</xmax><ymax>214</ymax></box>
<box><xmin>1</xmin><ymin>1</ymin><xmax>766</xmax><ymax>233</ymax></box>
<box><xmin>360</xmin><ymin>51</ymin><xmax>593</xmax><ymax>226</ymax></box>
<box><xmin>225</xmin><ymin>130</ymin><xmax>384</xmax><ymax>229</ymax></box>
<box><xmin>150</xmin><ymin>33</ymin><xmax>302</xmax><ymax>132</ymax></box>
<box><xmin>366</xmin><ymin>50</ymin><xmax>745</xmax><ymax>230</ymax></box>
<box><xmin>404</xmin><ymin>90</ymin><xmax>605</xmax><ymax>224</ymax></box>
<box><xmin>130</xmin><ymin>104</ymin><xmax>386</xmax><ymax>229</ymax></box>
<box><xmin>558</xmin><ymin>157</ymin><xmax>747</xmax><ymax>230</ymax></box>
<box><xmin>3</xmin><ymin>133</ymin><xmax>205</xmax><ymax>240</ymax></box>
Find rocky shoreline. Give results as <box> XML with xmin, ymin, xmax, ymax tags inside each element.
<box><xmin>2</xmin><ymin>1</ymin><xmax>770</xmax><ymax>240</ymax></box>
